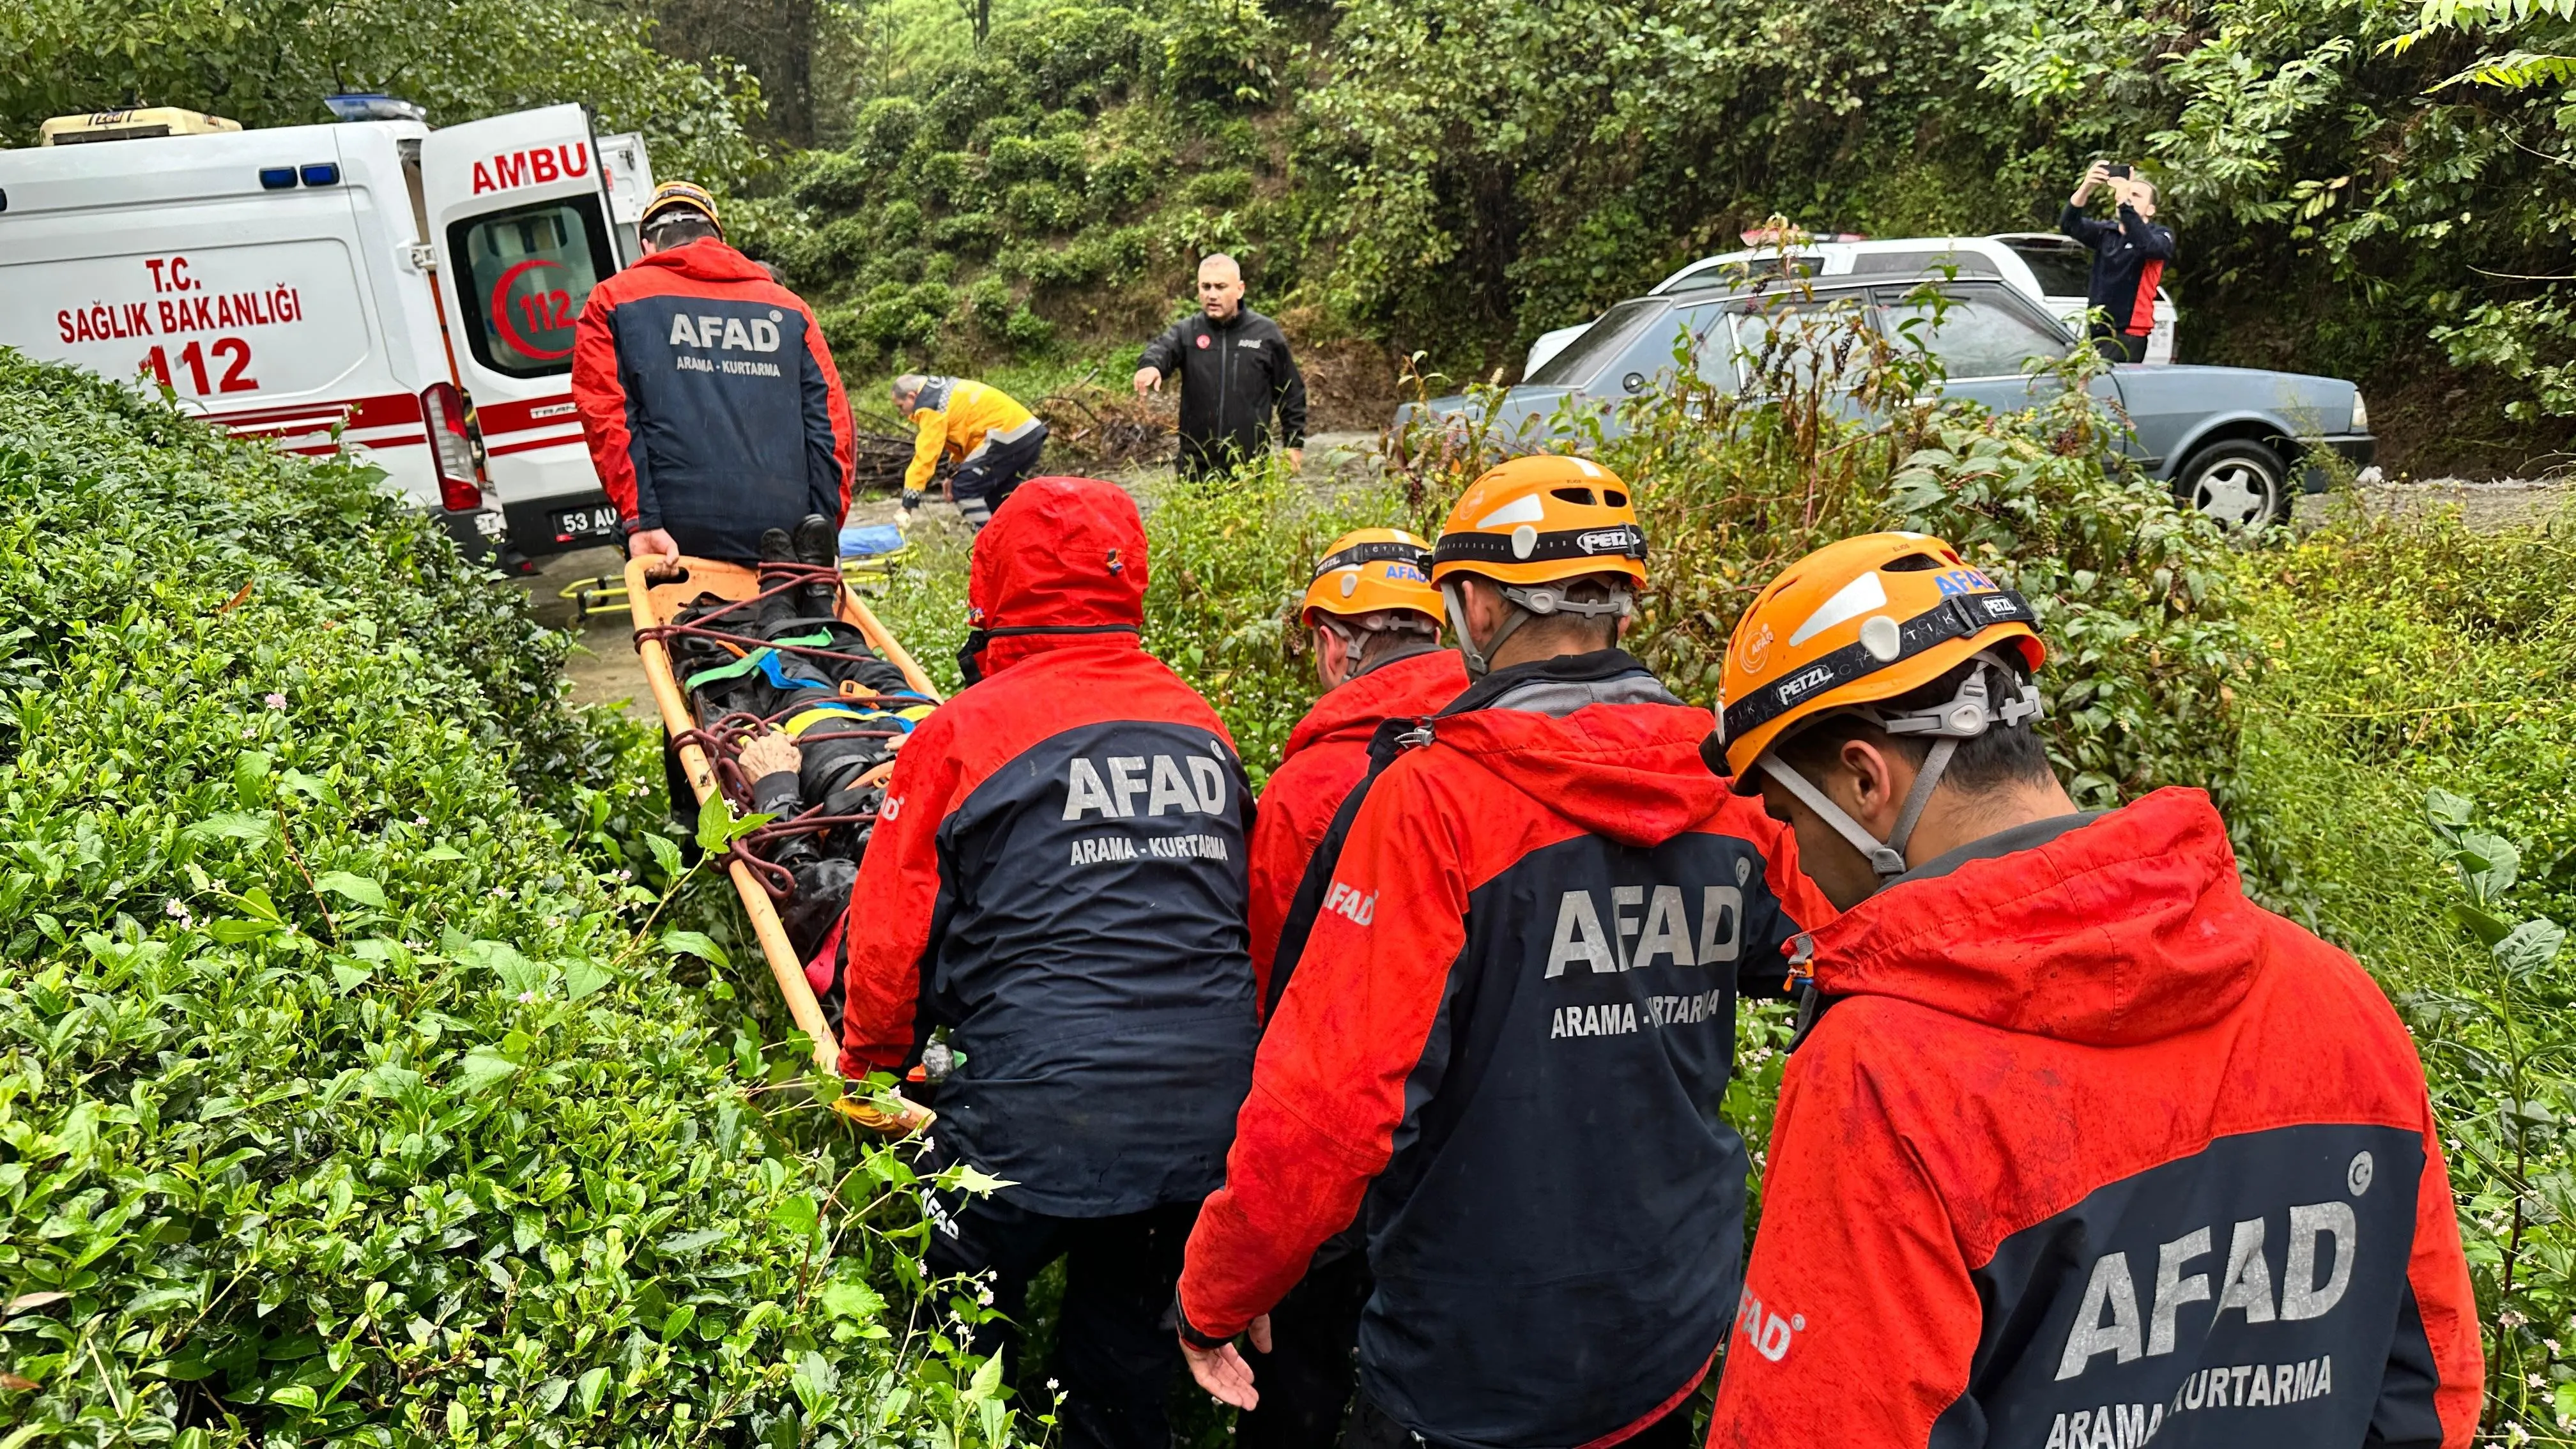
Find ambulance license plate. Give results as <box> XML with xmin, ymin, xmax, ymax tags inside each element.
<box><xmin>551</xmin><ymin>504</ymin><xmax>622</xmax><ymax>542</ymax></box>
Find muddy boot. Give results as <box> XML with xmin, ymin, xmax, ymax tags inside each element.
<box><xmin>793</xmin><ymin>513</ymin><xmax>842</xmax><ymax>620</ymax></box>
<box><xmin>756</xmin><ymin>527</ymin><xmax>799</xmax><ymax>630</ymax></box>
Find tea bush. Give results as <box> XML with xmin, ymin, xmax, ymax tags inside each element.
<box><xmin>0</xmin><ymin>356</ymin><xmax>1008</xmax><ymax>1448</ymax></box>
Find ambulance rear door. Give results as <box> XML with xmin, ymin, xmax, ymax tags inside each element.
<box><xmin>420</xmin><ymin>103</ymin><xmax>625</xmax><ymax>557</ymax></box>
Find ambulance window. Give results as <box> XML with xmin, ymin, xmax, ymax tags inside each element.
<box><xmin>448</xmin><ymin>195</ymin><xmax>614</xmax><ymax>378</ymax></box>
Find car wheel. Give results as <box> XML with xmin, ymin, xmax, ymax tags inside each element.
<box><xmin>2174</xmin><ymin>441</ymin><xmax>2289</xmax><ymax>529</ymax></box>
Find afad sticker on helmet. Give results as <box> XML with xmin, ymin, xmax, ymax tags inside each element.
<box><xmin>1934</xmin><ymin>567</ymin><xmax>2000</xmax><ymax>597</ymax></box>
<box><xmin>1386</xmin><ymin>561</ymin><xmax>1431</xmax><ymax>583</ymax></box>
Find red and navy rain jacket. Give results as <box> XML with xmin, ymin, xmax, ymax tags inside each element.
<box><xmin>571</xmin><ymin>238</ymin><xmax>855</xmax><ymax>561</ymax></box>
<box><xmin>838</xmin><ymin>477</ymin><xmax>1258</xmax><ymax>1218</ymax></box>
<box><xmin>1180</xmin><ymin>652</ymin><xmax>1834</xmax><ymax>1449</ymax></box>
<box><xmin>1247</xmin><ymin>645</ymin><xmax>1467</xmax><ymax>1010</ymax></box>
<box><xmin>2058</xmin><ymin>203</ymin><xmax>2174</xmax><ymax>340</ymax></box>
<box><xmin>1705</xmin><ymin>788</ymin><xmax>2481</xmax><ymax>1449</ymax></box>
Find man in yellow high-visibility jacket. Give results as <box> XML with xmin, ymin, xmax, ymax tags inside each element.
<box><xmin>893</xmin><ymin>374</ymin><xmax>1049</xmax><ymax>532</ymax></box>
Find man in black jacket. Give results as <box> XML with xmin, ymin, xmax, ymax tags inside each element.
<box><xmin>2060</xmin><ymin>162</ymin><xmax>2175</xmax><ymax>365</ymax></box>
<box><xmin>1133</xmin><ymin>254</ymin><xmax>1308</xmax><ymax>480</ymax></box>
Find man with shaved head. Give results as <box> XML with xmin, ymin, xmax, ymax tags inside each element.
<box><xmin>1134</xmin><ymin>253</ymin><xmax>1308</xmax><ymax>481</ymax></box>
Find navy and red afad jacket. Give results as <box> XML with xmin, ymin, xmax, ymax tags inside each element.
<box><xmin>1180</xmin><ymin>652</ymin><xmax>1835</xmax><ymax>1449</ymax></box>
<box><xmin>1705</xmin><ymin>788</ymin><xmax>2481</xmax><ymax>1449</ymax></box>
<box><xmin>838</xmin><ymin>477</ymin><xmax>1259</xmax><ymax>1218</ymax></box>
<box><xmin>571</xmin><ymin>238</ymin><xmax>855</xmax><ymax>561</ymax></box>
<box><xmin>1247</xmin><ymin>645</ymin><xmax>1467</xmax><ymax>1009</ymax></box>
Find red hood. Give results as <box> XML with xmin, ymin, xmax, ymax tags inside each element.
<box><xmin>1812</xmin><ymin>788</ymin><xmax>2260</xmax><ymax>1046</ymax></box>
<box><xmin>1281</xmin><ymin>650</ymin><xmax>1469</xmax><ymax>762</ymax></box>
<box><xmin>632</xmin><ymin>238</ymin><xmax>778</xmax><ymax>285</ymax></box>
<box><xmin>966</xmin><ymin>477</ymin><xmax>1149</xmax><ymax>677</ymax></box>
<box><xmin>1429</xmin><ymin>702</ymin><xmax>1729</xmax><ymax>848</ymax></box>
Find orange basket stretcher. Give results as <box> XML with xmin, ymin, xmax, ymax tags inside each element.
<box><xmin>625</xmin><ymin>555</ymin><xmax>939</xmax><ymax>1131</ymax></box>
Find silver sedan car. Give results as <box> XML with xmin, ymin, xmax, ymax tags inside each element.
<box><xmin>1402</xmin><ymin>277</ymin><xmax>2372</xmax><ymax>528</ymax></box>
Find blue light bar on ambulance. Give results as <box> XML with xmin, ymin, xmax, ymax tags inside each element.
<box><xmin>324</xmin><ymin>93</ymin><xmax>427</xmax><ymax>123</ymax></box>
<box><xmin>259</xmin><ymin>167</ymin><xmax>298</xmax><ymax>190</ymax></box>
<box><xmin>300</xmin><ymin>163</ymin><xmax>340</xmax><ymax>186</ymax></box>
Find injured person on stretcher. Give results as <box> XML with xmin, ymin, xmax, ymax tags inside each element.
<box><xmin>655</xmin><ymin>515</ymin><xmax>937</xmax><ymax>994</ymax></box>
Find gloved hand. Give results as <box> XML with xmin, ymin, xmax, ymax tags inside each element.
<box><xmin>901</xmin><ymin>488</ymin><xmax>924</xmax><ymax>512</ymax></box>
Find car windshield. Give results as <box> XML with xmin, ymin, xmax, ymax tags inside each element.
<box><xmin>2003</xmin><ymin>240</ymin><xmax>2097</xmax><ymax>298</ymax></box>
<box><xmin>1526</xmin><ymin>298</ymin><xmax>1667</xmax><ymax>387</ymax></box>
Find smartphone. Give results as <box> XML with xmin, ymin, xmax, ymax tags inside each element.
<box><xmin>2104</xmin><ymin>164</ymin><xmax>2133</xmax><ymax>180</ymax></box>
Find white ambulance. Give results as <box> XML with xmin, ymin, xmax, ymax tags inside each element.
<box><xmin>0</xmin><ymin>98</ymin><xmax>657</xmax><ymax>567</ymax></box>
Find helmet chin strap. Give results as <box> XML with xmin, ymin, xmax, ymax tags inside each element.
<box><xmin>1758</xmin><ymin>743</ymin><xmax>1958</xmax><ymax>880</ymax></box>
<box><xmin>1754</xmin><ymin>655</ymin><xmax>2044</xmax><ymax>882</ymax></box>
<box><xmin>1442</xmin><ymin>579</ymin><xmax>1633</xmax><ymax>679</ymax></box>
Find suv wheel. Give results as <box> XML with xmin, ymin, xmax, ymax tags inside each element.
<box><xmin>2174</xmin><ymin>441</ymin><xmax>2289</xmax><ymax>529</ymax></box>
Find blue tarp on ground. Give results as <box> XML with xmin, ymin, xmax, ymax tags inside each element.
<box><xmin>838</xmin><ymin>524</ymin><xmax>907</xmax><ymax>559</ymax></box>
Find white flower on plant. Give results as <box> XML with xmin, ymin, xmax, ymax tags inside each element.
<box><xmin>265</xmin><ymin>693</ymin><xmax>288</xmax><ymax>710</ymax></box>
<box><xmin>415</xmin><ymin>815</ymin><xmax>429</xmax><ymax>827</ymax></box>
<box><xmin>2504</xmin><ymin>1310</ymin><xmax>2531</xmax><ymax>1329</ymax></box>
<box><xmin>2549</xmin><ymin>1338</ymin><xmax>2563</xmax><ymax>1354</ymax></box>
<box><xmin>517</xmin><ymin>991</ymin><xmax>537</xmax><ymax>1005</ymax></box>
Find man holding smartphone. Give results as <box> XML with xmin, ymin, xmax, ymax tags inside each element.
<box><xmin>2062</xmin><ymin>162</ymin><xmax>2175</xmax><ymax>364</ymax></box>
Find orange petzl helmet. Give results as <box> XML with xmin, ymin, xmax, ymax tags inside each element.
<box><xmin>1715</xmin><ymin>532</ymin><xmax>2048</xmax><ymax>876</ymax></box>
<box><xmin>1429</xmin><ymin>454</ymin><xmax>1647</xmax><ymax>673</ymax></box>
<box><xmin>1301</xmin><ymin>528</ymin><xmax>1441</xmax><ymax>628</ymax></box>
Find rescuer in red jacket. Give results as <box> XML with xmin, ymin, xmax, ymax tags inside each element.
<box><xmin>1231</xmin><ymin>528</ymin><xmax>1464</xmax><ymax>1449</ymax></box>
<box><xmin>1175</xmin><ymin>456</ymin><xmax>1834</xmax><ymax>1449</ymax></box>
<box><xmin>1246</xmin><ymin>528</ymin><xmax>1464</xmax><ymax>1010</ymax></box>
<box><xmin>571</xmin><ymin>181</ymin><xmax>855</xmax><ymax>565</ymax></box>
<box><xmin>838</xmin><ymin>475</ymin><xmax>1258</xmax><ymax>1449</ymax></box>
<box><xmin>1700</xmin><ymin>532</ymin><xmax>2481</xmax><ymax>1448</ymax></box>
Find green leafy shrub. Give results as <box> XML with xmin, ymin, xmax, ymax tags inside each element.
<box><xmin>915</xmin><ymin>151</ymin><xmax>984</xmax><ymax>210</ymax></box>
<box><xmin>0</xmin><ymin>355</ymin><xmax>1004</xmax><ymax>1445</ymax></box>
<box><xmin>1004</xmin><ymin>307</ymin><xmax>1056</xmax><ymax>353</ymax></box>
<box><xmin>1003</xmin><ymin>180</ymin><xmax>1084</xmax><ymax>236</ymax></box>
<box><xmin>985</xmin><ymin>135</ymin><xmax>1048</xmax><ymax>186</ymax></box>
<box><xmin>1181</xmin><ymin>168</ymin><xmax>1254</xmax><ymax>208</ymax></box>
<box><xmin>877</xmin><ymin>198</ymin><xmax>926</xmax><ymax>247</ymax></box>
<box><xmin>792</xmin><ymin>152</ymin><xmax>875</xmax><ymax>211</ymax></box>
<box><xmin>1088</xmin><ymin>150</ymin><xmax>1157</xmax><ymax>211</ymax></box>
<box><xmin>1165</xmin><ymin>0</ymin><xmax>1282</xmax><ymax>107</ymax></box>
<box><xmin>849</xmin><ymin>96</ymin><xmax>924</xmax><ymax>176</ymax></box>
<box><xmin>931</xmin><ymin>212</ymin><xmax>1006</xmax><ymax>259</ymax></box>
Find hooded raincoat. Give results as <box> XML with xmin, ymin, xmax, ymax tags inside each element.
<box><xmin>837</xmin><ymin>477</ymin><xmax>1258</xmax><ymax>1217</ymax></box>
<box><xmin>1178</xmin><ymin>652</ymin><xmax>1832</xmax><ymax>1449</ymax></box>
<box><xmin>1704</xmin><ymin>787</ymin><xmax>2481</xmax><ymax>1449</ymax></box>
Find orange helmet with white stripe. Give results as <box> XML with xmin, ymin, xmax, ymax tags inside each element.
<box><xmin>1714</xmin><ymin>532</ymin><xmax>2048</xmax><ymax>877</ymax></box>
<box><xmin>1430</xmin><ymin>455</ymin><xmax>1647</xmax><ymax>674</ymax></box>
<box><xmin>1301</xmin><ymin>528</ymin><xmax>1441</xmax><ymax>628</ymax></box>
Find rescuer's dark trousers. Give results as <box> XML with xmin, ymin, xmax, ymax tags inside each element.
<box><xmin>1236</xmin><ymin>1239</ymin><xmax>1373</xmax><ymax>1449</ymax></box>
<box><xmin>1342</xmin><ymin>1376</ymin><xmax>1701</xmax><ymax>1449</ymax></box>
<box><xmin>923</xmin><ymin>1172</ymin><xmax>1194</xmax><ymax>1449</ymax></box>
<box><xmin>2089</xmin><ymin>321</ymin><xmax>2150</xmax><ymax>365</ymax></box>
<box><xmin>951</xmin><ymin>421</ymin><xmax>1048</xmax><ymax>531</ymax></box>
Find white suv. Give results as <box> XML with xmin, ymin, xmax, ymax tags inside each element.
<box><xmin>1522</xmin><ymin>234</ymin><xmax>2177</xmax><ymax>376</ymax></box>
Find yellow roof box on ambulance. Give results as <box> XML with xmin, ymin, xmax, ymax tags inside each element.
<box><xmin>41</xmin><ymin>109</ymin><xmax>246</xmax><ymax>145</ymax></box>
<box><xmin>0</xmin><ymin>96</ymin><xmax>659</xmax><ymax>568</ymax></box>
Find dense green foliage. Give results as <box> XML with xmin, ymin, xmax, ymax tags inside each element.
<box><xmin>0</xmin><ymin>358</ymin><xmax>1007</xmax><ymax>1447</ymax></box>
<box><xmin>2235</xmin><ymin>505</ymin><xmax>2576</xmax><ymax>1436</ymax></box>
<box><xmin>0</xmin><ymin>0</ymin><xmax>764</xmax><ymax>180</ymax></box>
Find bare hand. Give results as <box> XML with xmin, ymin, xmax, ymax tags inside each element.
<box><xmin>738</xmin><ymin>727</ymin><xmax>801</xmax><ymax>780</ymax></box>
<box><xmin>1179</xmin><ymin>1315</ymin><xmax>1271</xmax><ymax>1410</ymax></box>
<box><xmin>2073</xmin><ymin>162</ymin><xmax>2110</xmax><ymax>205</ymax></box>
<box><xmin>1133</xmin><ymin>366</ymin><xmax>1163</xmax><ymax>396</ymax></box>
<box><xmin>629</xmin><ymin>527</ymin><xmax>682</xmax><ymax>576</ymax></box>
<box><xmin>1285</xmin><ymin>447</ymin><xmax>1305</xmax><ymax>471</ymax></box>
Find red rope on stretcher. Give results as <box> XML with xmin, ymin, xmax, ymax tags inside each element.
<box><xmin>632</xmin><ymin>564</ymin><xmax>910</xmax><ymax>671</ymax></box>
<box><xmin>668</xmin><ymin>705</ymin><xmax>895</xmax><ymax>900</ymax></box>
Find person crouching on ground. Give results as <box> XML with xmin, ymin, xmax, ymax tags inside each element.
<box><xmin>891</xmin><ymin>374</ymin><xmax>1047</xmax><ymax>533</ymax></box>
